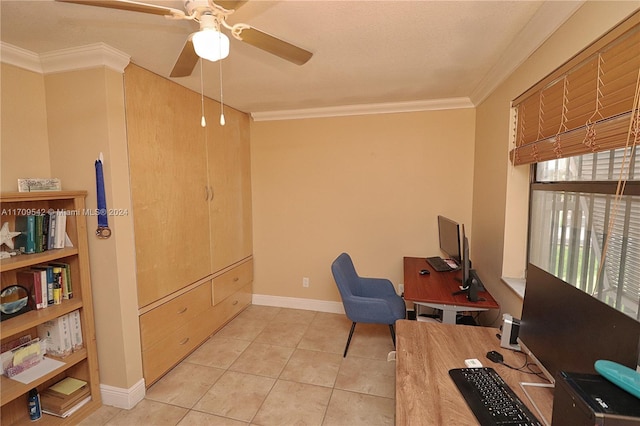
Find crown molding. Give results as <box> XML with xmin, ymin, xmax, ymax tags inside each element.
<box><xmin>251</xmin><ymin>97</ymin><xmax>475</xmax><ymax>121</ymax></box>
<box><xmin>0</xmin><ymin>42</ymin><xmax>43</xmax><ymax>73</ymax></box>
<box><xmin>470</xmin><ymin>1</ymin><xmax>584</xmax><ymax>106</ymax></box>
<box><xmin>40</xmin><ymin>43</ymin><xmax>130</xmax><ymax>74</ymax></box>
<box><xmin>1</xmin><ymin>42</ymin><xmax>130</xmax><ymax>74</ymax></box>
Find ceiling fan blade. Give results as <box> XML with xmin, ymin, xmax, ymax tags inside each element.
<box><xmin>239</xmin><ymin>27</ymin><xmax>312</xmax><ymax>65</ymax></box>
<box><xmin>56</xmin><ymin>0</ymin><xmax>183</xmax><ymax>17</ymax></box>
<box><xmin>170</xmin><ymin>39</ymin><xmax>200</xmax><ymax>77</ymax></box>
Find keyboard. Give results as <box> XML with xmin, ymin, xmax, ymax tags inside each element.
<box><xmin>426</xmin><ymin>256</ymin><xmax>454</xmax><ymax>272</ymax></box>
<box><xmin>449</xmin><ymin>367</ymin><xmax>542</xmax><ymax>426</ymax></box>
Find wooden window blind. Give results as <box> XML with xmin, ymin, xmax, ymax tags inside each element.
<box><xmin>510</xmin><ymin>11</ymin><xmax>640</xmax><ymax>166</ymax></box>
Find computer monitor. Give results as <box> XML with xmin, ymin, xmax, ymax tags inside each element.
<box><xmin>518</xmin><ymin>263</ymin><xmax>640</xmax><ymax>384</ymax></box>
<box><xmin>459</xmin><ymin>225</ymin><xmax>479</xmax><ymax>301</ymax></box>
<box><xmin>437</xmin><ymin>215</ymin><xmax>461</xmax><ymax>266</ymax></box>
<box><xmin>461</xmin><ymin>224</ymin><xmax>470</xmax><ymax>286</ymax></box>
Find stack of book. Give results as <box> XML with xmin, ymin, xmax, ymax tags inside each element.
<box><xmin>40</xmin><ymin>377</ymin><xmax>91</xmax><ymax>418</ymax></box>
<box><xmin>14</xmin><ymin>210</ymin><xmax>67</xmax><ymax>254</ymax></box>
<box><xmin>16</xmin><ymin>262</ymin><xmax>73</xmax><ymax>310</ymax></box>
<box><xmin>36</xmin><ymin>309</ymin><xmax>83</xmax><ymax>357</ymax></box>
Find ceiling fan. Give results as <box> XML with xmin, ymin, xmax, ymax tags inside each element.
<box><xmin>56</xmin><ymin>0</ymin><xmax>313</xmax><ymax>77</ymax></box>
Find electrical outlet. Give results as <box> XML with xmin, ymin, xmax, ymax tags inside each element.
<box><xmin>303</xmin><ymin>277</ymin><xmax>310</xmax><ymax>287</ymax></box>
<box><xmin>398</xmin><ymin>283</ymin><xmax>404</xmax><ymax>295</ymax></box>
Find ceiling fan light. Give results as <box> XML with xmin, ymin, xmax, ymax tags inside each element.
<box><xmin>192</xmin><ymin>29</ymin><xmax>230</xmax><ymax>62</ymax></box>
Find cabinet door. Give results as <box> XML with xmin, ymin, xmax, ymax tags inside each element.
<box><xmin>125</xmin><ymin>65</ymin><xmax>211</xmax><ymax>307</ymax></box>
<box><xmin>205</xmin><ymin>101</ymin><xmax>253</xmax><ymax>272</ymax></box>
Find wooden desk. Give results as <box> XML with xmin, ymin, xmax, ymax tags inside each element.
<box><xmin>403</xmin><ymin>257</ymin><xmax>499</xmax><ymax>324</ymax></box>
<box><xmin>395</xmin><ymin>320</ymin><xmax>554</xmax><ymax>425</ymax></box>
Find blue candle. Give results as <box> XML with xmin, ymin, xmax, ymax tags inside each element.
<box><xmin>95</xmin><ymin>154</ymin><xmax>111</xmax><ymax>238</ymax></box>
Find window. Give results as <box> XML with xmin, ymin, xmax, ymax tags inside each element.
<box><xmin>529</xmin><ymin>147</ymin><xmax>640</xmax><ymax>320</ymax></box>
<box><xmin>510</xmin><ymin>12</ymin><xmax>640</xmax><ymax>320</ymax></box>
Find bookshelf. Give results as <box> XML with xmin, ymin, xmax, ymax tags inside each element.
<box><xmin>0</xmin><ymin>191</ymin><xmax>100</xmax><ymax>425</ymax></box>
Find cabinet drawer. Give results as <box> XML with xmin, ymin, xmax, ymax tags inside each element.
<box><xmin>140</xmin><ymin>282</ymin><xmax>211</xmax><ymax>351</ymax></box>
<box><xmin>211</xmin><ymin>283</ymin><xmax>252</xmax><ymax>332</ymax></box>
<box><xmin>142</xmin><ymin>311</ymin><xmax>213</xmax><ymax>385</ymax></box>
<box><xmin>211</xmin><ymin>260</ymin><xmax>253</xmax><ymax>305</ymax></box>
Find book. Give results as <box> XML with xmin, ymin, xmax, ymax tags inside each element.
<box><xmin>32</xmin><ymin>265</ymin><xmax>55</xmax><ymax>305</ymax></box>
<box><xmin>47</xmin><ymin>210</ymin><xmax>57</xmax><ymax>250</ymax></box>
<box><xmin>41</xmin><ymin>376</ymin><xmax>88</xmax><ymax>403</ymax></box>
<box><xmin>67</xmin><ymin>310</ymin><xmax>83</xmax><ymax>351</ymax></box>
<box><xmin>63</xmin><ymin>264</ymin><xmax>72</xmax><ymax>299</ymax></box>
<box><xmin>41</xmin><ymin>377</ymin><xmax>90</xmax><ymax>416</ymax></box>
<box><xmin>48</xmin><ymin>377</ymin><xmax>87</xmax><ymax>395</ymax></box>
<box><xmin>34</xmin><ymin>214</ymin><xmax>44</xmax><ymax>253</ymax></box>
<box><xmin>48</xmin><ymin>262</ymin><xmax>72</xmax><ymax>300</ymax></box>
<box><xmin>34</xmin><ymin>268</ymin><xmax>48</xmax><ymax>309</ymax></box>
<box><xmin>37</xmin><ymin>316</ymin><xmax>72</xmax><ymax>357</ymax></box>
<box><xmin>54</xmin><ymin>210</ymin><xmax>67</xmax><ymax>249</ymax></box>
<box><xmin>41</xmin><ymin>395</ymin><xmax>91</xmax><ymax>418</ymax></box>
<box><xmin>16</xmin><ymin>270</ymin><xmax>43</xmax><ymax>310</ymax></box>
<box><xmin>41</xmin><ymin>213</ymin><xmax>49</xmax><ymax>252</ymax></box>
<box><xmin>14</xmin><ymin>215</ymin><xmax>36</xmax><ymax>254</ymax></box>
<box><xmin>52</xmin><ymin>267</ymin><xmax>63</xmax><ymax>305</ymax></box>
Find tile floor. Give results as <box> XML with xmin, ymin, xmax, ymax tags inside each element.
<box><xmin>80</xmin><ymin>305</ymin><xmax>397</xmax><ymax>425</ymax></box>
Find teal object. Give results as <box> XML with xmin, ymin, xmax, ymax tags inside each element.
<box><xmin>595</xmin><ymin>359</ymin><xmax>640</xmax><ymax>399</ymax></box>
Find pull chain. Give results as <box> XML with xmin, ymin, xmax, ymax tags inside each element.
<box><xmin>200</xmin><ymin>60</ymin><xmax>206</xmax><ymax>127</ymax></box>
<box><xmin>219</xmin><ymin>30</ymin><xmax>226</xmax><ymax>126</ymax></box>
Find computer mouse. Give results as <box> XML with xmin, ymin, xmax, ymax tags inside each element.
<box><xmin>487</xmin><ymin>350</ymin><xmax>504</xmax><ymax>364</ymax></box>
<box><xmin>419</xmin><ymin>269</ymin><xmax>430</xmax><ymax>275</ymax></box>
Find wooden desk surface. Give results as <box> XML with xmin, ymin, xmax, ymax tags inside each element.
<box><xmin>403</xmin><ymin>257</ymin><xmax>499</xmax><ymax>310</ymax></box>
<box><xmin>395</xmin><ymin>320</ymin><xmax>553</xmax><ymax>425</ymax></box>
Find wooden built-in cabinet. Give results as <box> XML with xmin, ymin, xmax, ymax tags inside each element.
<box><xmin>124</xmin><ymin>65</ymin><xmax>253</xmax><ymax>386</ymax></box>
<box><xmin>139</xmin><ymin>259</ymin><xmax>253</xmax><ymax>384</ymax></box>
<box><xmin>205</xmin><ymin>97</ymin><xmax>253</xmax><ymax>272</ymax></box>
<box><xmin>211</xmin><ymin>259</ymin><xmax>253</xmax><ymax>306</ymax></box>
<box><xmin>0</xmin><ymin>191</ymin><xmax>101</xmax><ymax>425</ymax></box>
<box><xmin>139</xmin><ymin>280</ymin><xmax>214</xmax><ymax>385</ymax></box>
<box><xmin>208</xmin><ymin>266</ymin><xmax>252</xmax><ymax>335</ymax></box>
<box><xmin>124</xmin><ymin>65</ymin><xmax>211</xmax><ymax>308</ymax></box>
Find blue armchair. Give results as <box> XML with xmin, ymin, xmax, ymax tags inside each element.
<box><xmin>331</xmin><ymin>252</ymin><xmax>406</xmax><ymax>357</ymax></box>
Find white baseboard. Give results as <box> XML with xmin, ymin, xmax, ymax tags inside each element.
<box><xmin>252</xmin><ymin>294</ymin><xmax>345</xmax><ymax>314</ymax></box>
<box><xmin>100</xmin><ymin>378</ymin><xmax>145</xmax><ymax>409</ymax></box>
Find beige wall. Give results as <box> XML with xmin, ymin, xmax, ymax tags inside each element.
<box><xmin>1</xmin><ymin>63</ymin><xmax>51</xmax><ymax>190</ymax></box>
<box><xmin>250</xmin><ymin>1</ymin><xmax>638</xmax><ymax>324</ymax></box>
<box><xmin>44</xmin><ymin>68</ymin><xmax>141</xmax><ymax>389</ymax></box>
<box><xmin>1</xmin><ymin>64</ymin><xmax>142</xmax><ymax>390</ymax></box>
<box><xmin>472</xmin><ymin>2</ymin><xmax>639</xmax><ymax>321</ymax></box>
<box><xmin>250</xmin><ymin>109</ymin><xmax>476</xmax><ymax>302</ymax></box>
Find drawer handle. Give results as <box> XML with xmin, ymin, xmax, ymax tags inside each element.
<box><xmin>177</xmin><ymin>307</ymin><xmax>188</xmax><ymax>314</ymax></box>
<box><xmin>179</xmin><ymin>337</ymin><xmax>189</xmax><ymax>345</ymax></box>
<box><xmin>233</xmin><ymin>277</ymin><xmax>240</xmax><ymax>282</ymax></box>
<box><xmin>232</xmin><ymin>300</ymin><xmax>239</xmax><ymax>305</ymax></box>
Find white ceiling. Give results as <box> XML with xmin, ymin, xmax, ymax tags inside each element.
<box><xmin>0</xmin><ymin>0</ymin><xmax>583</xmax><ymax>116</ymax></box>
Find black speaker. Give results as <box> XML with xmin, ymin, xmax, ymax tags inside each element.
<box><xmin>467</xmin><ymin>278</ymin><xmax>478</xmax><ymax>302</ymax></box>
